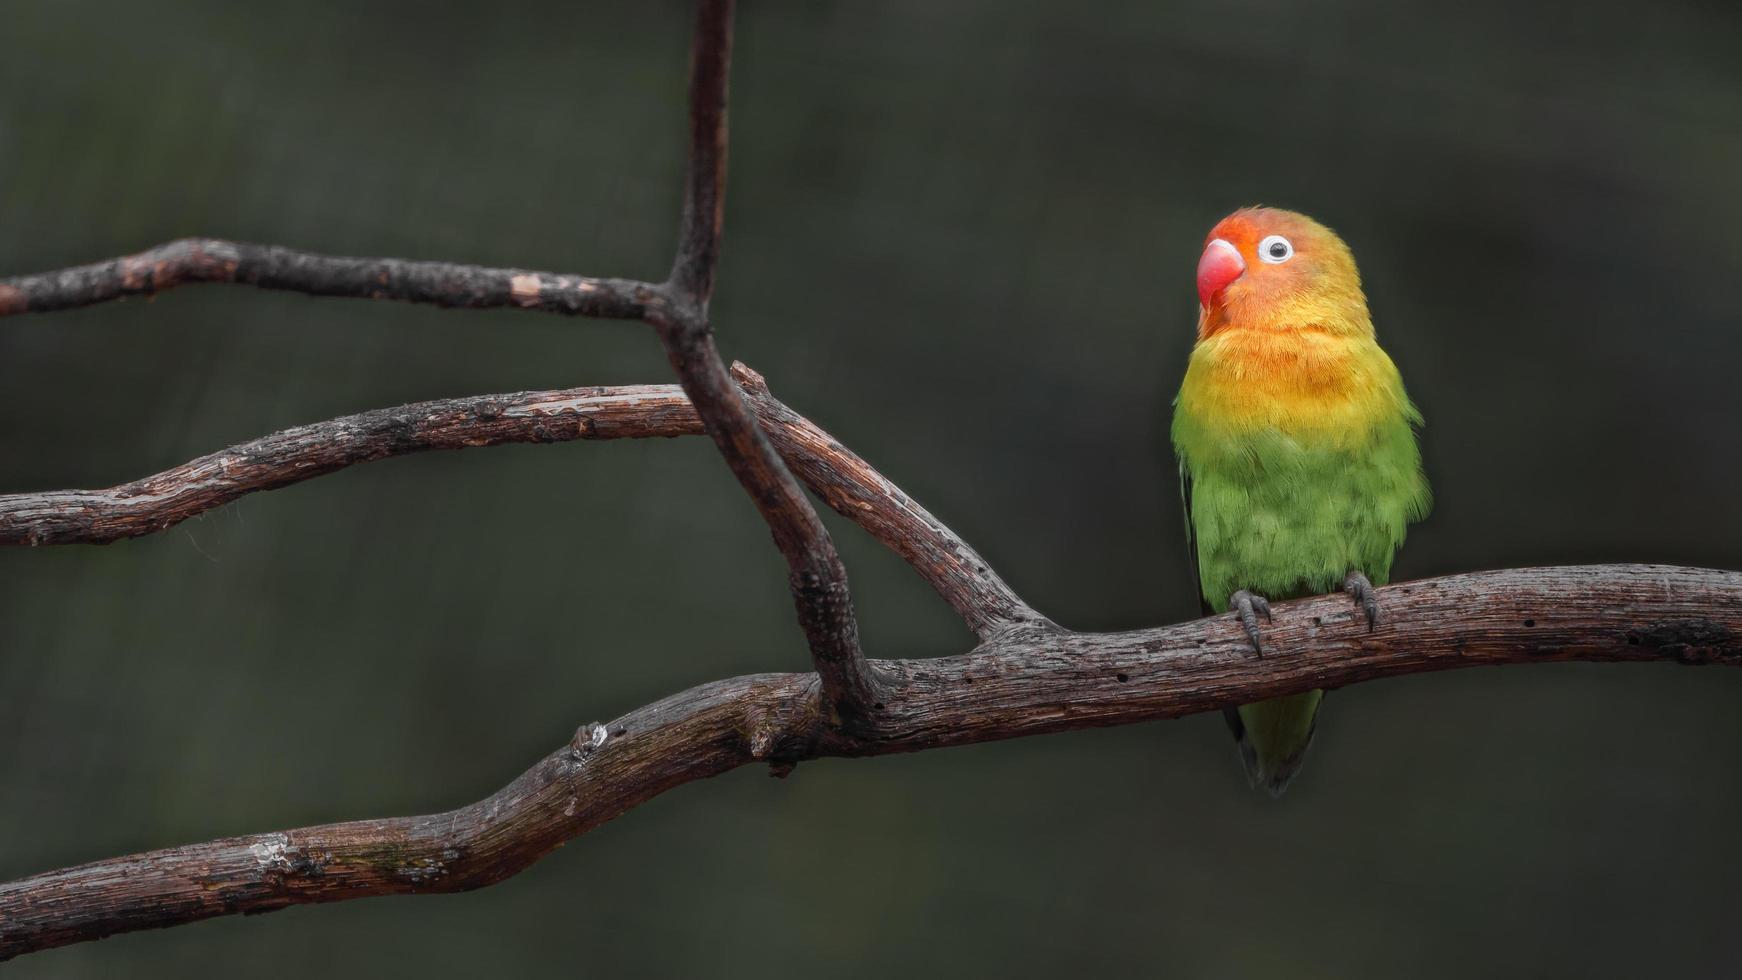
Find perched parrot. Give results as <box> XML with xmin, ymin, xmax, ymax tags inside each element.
<box><xmin>1171</xmin><ymin>207</ymin><xmax>1430</xmax><ymax>796</ymax></box>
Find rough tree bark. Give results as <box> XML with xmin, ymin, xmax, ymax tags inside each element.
<box><xmin>1</xmin><ymin>0</ymin><xmax>1737</xmax><ymax>964</ymax></box>
<box><xmin>1</xmin><ymin>563</ymin><xmax>1735</xmax><ymax>960</ymax></box>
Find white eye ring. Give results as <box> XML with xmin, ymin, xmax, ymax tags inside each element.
<box><xmin>1257</xmin><ymin>234</ymin><xmax>1294</xmax><ymax>264</ymax></box>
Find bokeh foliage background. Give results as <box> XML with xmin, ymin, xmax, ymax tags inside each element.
<box><xmin>3</xmin><ymin>1</ymin><xmax>1741</xmax><ymax>976</ymax></box>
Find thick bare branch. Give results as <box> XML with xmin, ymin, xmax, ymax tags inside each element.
<box><xmin>3</xmin><ymin>563</ymin><xmax>1735</xmax><ymax>960</ymax></box>
<box><xmin>0</xmin><ymin>238</ymin><xmax>655</xmax><ymax>319</ymax></box>
<box><xmin>648</xmin><ymin>0</ymin><xmax>882</xmax><ymax>718</ymax></box>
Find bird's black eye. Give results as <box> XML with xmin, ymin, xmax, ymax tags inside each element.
<box><xmin>1258</xmin><ymin>234</ymin><xmax>1294</xmax><ymax>264</ymax></box>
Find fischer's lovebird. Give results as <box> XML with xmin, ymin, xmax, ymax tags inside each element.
<box><xmin>1171</xmin><ymin>207</ymin><xmax>1430</xmax><ymax>796</ymax></box>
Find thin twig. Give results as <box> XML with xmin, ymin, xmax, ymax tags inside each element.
<box><xmin>669</xmin><ymin>0</ymin><xmax>731</xmax><ymax>302</ymax></box>
<box><xmin>0</xmin><ymin>385</ymin><xmax>699</xmax><ymax>546</ymax></box>
<box><xmin>646</xmin><ymin>0</ymin><xmax>883</xmax><ymax>718</ymax></box>
<box><xmin>0</xmin><ymin>238</ymin><xmax>655</xmax><ymax>320</ymax></box>
<box><xmin>0</xmin><ymin>370</ymin><xmax>1037</xmax><ymax>639</ymax></box>
<box><xmin>2</xmin><ymin>564</ymin><xmax>1735</xmax><ymax>960</ymax></box>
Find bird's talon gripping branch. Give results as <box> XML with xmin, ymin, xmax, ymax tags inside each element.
<box><xmin>1344</xmin><ymin>570</ymin><xmax>1379</xmax><ymax>631</ymax></box>
<box><xmin>1227</xmin><ymin>589</ymin><xmax>1272</xmax><ymax>654</ymax></box>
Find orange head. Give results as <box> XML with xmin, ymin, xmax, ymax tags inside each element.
<box><xmin>1194</xmin><ymin>207</ymin><xmax>1370</xmax><ymax>341</ymax></box>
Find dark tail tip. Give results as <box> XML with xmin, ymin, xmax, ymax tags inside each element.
<box><xmin>1223</xmin><ymin>694</ymin><xmax>1322</xmax><ymax>798</ymax></box>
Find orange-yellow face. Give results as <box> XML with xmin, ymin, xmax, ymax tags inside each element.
<box><xmin>1194</xmin><ymin>207</ymin><xmax>1367</xmax><ymax>340</ymax></box>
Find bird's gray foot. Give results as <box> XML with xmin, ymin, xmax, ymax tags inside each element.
<box><xmin>1343</xmin><ymin>570</ymin><xmax>1379</xmax><ymax>631</ymax></box>
<box><xmin>1227</xmin><ymin>589</ymin><xmax>1271</xmax><ymax>655</ymax></box>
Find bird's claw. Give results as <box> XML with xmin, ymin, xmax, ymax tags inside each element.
<box><xmin>1343</xmin><ymin>570</ymin><xmax>1379</xmax><ymax>631</ymax></box>
<box><xmin>1228</xmin><ymin>589</ymin><xmax>1271</xmax><ymax>655</ymax></box>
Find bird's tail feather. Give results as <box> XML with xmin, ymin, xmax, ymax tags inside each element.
<box><xmin>1223</xmin><ymin>689</ymin><xmax>1324</xmax><ymax>797</ymax></box>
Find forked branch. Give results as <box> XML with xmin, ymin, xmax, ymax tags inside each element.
<box><xmin>0</xmin><ymin>0</ymin><xmax>884</xmax><ymax>720</ymax></box>
<box><xmin>1</xmin><ymin>0</ymin><xmax>1736</xmax><ymax>966</ymax></box>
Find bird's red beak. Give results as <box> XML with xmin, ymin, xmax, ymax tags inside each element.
<box><xmin>1196</xmin><ymin>238</ymin><xmax>1245</xmax><ymax>306</ymax></box>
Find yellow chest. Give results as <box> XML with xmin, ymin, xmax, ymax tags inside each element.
<box><xmin>1177</xmin><ymin>327</ymin><xmax>1401</xmax><ymax>445</ymax></box>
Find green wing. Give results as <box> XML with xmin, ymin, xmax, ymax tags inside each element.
<box><xmin>1179</xmin><ymin>463</ymin><xmax>1216</xmax><ymax>618</ymax></box>
<box><xmin>1182</xmin><ymin>462</ymin><xmax>1256</xmax><ymax>756</ymax></box>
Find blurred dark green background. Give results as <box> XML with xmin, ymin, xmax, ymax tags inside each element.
<box><xmin>3</xmin><ymin>1</ymin><xmax>1741</xmax><ymax>976</ymax></box>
